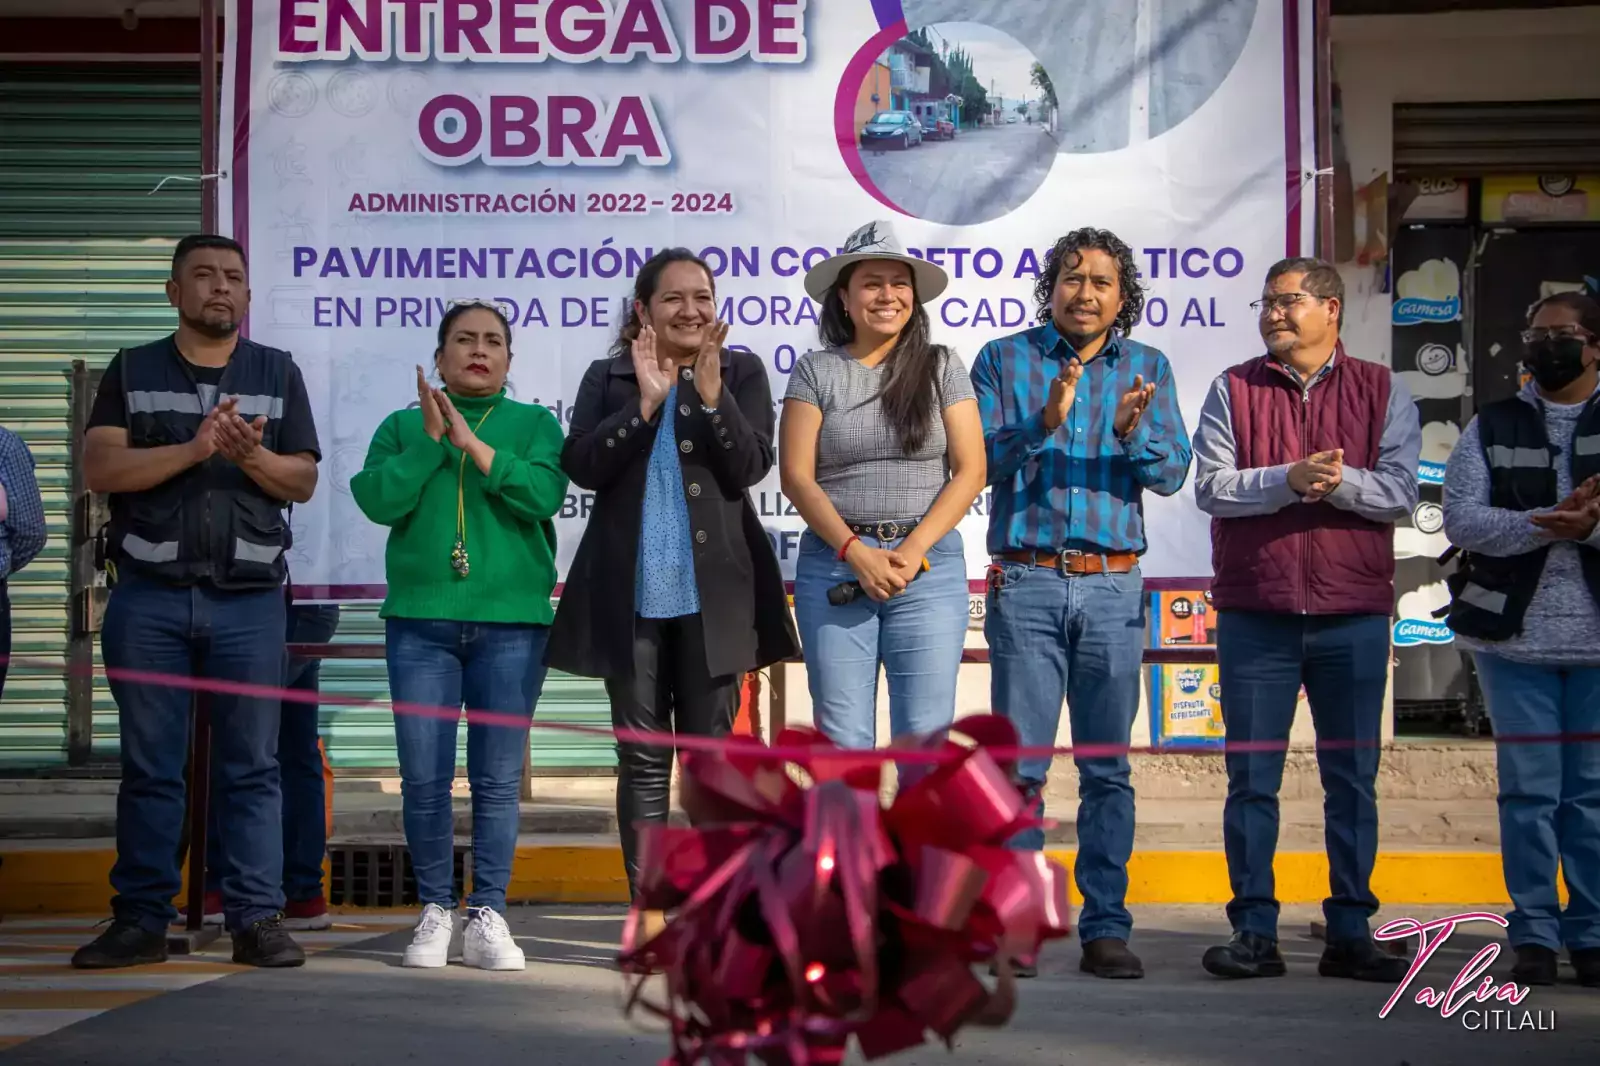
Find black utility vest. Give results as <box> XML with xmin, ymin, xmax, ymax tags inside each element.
<box><xmin>1440</xmin><ymin>392</ymin><xmax>1600</xmax><ymax>641</ymax></box>
<box><xmin>108</xmin><ymin>336</ymin><xmax>295</xmax><ymax>591</ymax></box>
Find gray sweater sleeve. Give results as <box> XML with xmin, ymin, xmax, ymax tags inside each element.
<box><xmin>1191</xmin><ymin>373</ymin><xmax>1299</xmax><ymax>517</ymax></box>
<box><xmin>1441</xmin><ymin>415</ymin><xmax>1551</xmax><ymax>556</ymax></box>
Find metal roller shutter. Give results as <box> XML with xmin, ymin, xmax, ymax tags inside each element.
<box><xmin>0</xmin><ymin>64</ymin><xmax>616</xmax><ymax>773</ymax></box>
<box><xmin>0</xmin><ymin>64</ymin><xmax>201</xmax><ymax>770</ymax></box>
<box><xmin>1394</xmin><ymin>100</ymin><xmax>1600</xmax><ymax>177</ymax></box>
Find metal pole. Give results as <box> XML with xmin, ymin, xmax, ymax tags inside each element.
<box><xmin>66</xmin><ymin>362</ymin><xmax>94</xmax><ymax>766</ymax></box>
<box><xmin>1313</xmin><ymin>0</ymin><xmax>1334</xmax><ymax>261</ymax></box>
<box><xmin>200</xmin><ymin>0</ymin><xmax>218</xmax><ymax>233</ymax></box>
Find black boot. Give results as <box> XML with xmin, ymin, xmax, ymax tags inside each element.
<box><xmin>71</xmin><ymin>920</ymin><xmax>167</xmax><ymax>969</ymax></box>
<box><xmin>1319</xmin><ymin>936</ymin><xmax>1410</xmax><ymax>983</ymax></box>
<box><xmin>232</xmin><ymin>914</ymin><xmax>306</xmax><ymax>967</ymax></box>
<box><xmin>1202</xmin><ymin>931</ymin><xmax>1286</xmax><ymax>978</ymax></box>
<box><xmin>1080</xmin><ymin>938</ymin><xmax>1144</xmax><ymax>979</ymax></box>
<box><xmin>1508</xmin><ymin>944</ymin><xmax>1558</xmax><ymax>987</ymax></box>
<box><xmin>1571</xmin><ymin>947</ymin><xmax>1600</xmax><ymax>988</ymax></box>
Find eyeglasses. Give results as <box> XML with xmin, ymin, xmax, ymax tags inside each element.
<box><xmin>1520</xmin><ymin>326</ymin><xmax>1594</xmax><ymax>345</ymax></box>
<box><xmin>1250</xmin><ymin>293</ymin><xmax>1326</xmax><ymax>315</ymax></box>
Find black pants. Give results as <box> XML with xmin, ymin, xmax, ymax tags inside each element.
<box><xmin>605</xmin><ymin>614</ymin><xmax>738</xmax><ymax>896</ymax></box>
<box><xmin>0</xmin><ymin>581</ymin><xmax>9</xmax><ymax>701</ymax></box>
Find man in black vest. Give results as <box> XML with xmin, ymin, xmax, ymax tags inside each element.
<box><xmin>1441</xmin><ymin>290</ymin><xmax>1600</xmax><ymax>987</ymax></box>
<box><xmin>71</xmin><ymin>234</ymin><xmax>321</xmax><ymax>969</ymax></box>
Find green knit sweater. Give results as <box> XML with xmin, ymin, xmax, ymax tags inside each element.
<box><xmin>350</xmin><ymin>390</ymin><xmax>568</xmax><ymax>625</ymax></box>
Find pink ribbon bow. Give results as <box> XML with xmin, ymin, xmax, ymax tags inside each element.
<box><xmin>617</xmin><ymin>715</ymin><xmax>1073</xmax><ymax>1065</ymax></box>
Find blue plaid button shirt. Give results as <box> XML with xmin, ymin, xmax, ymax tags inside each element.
<box><xmin>0</xmin><ymin>427</ymin><xmax>47</xmax><ymax>578</ymax></box>
<box><xmin>969</xmin><ymin>322</ymin><xmax>1193</xmax><ymax>557</ymax></box>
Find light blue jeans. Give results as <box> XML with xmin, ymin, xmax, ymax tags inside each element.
<box><xmin>984</xmin><ymin>561</ymin><xmax>1145</xmax><ymax>944</ymax></box>
<box><xmin>792</xmin><ymin>528</ymin><xmax>968</xmax><ymax>751</ymax></box>
<box><xmin>1472</xmin><ymin>652</ymin><xmax>1600</xmax><ymax>952</ymax></box>
<box><xmin>386</xmin><ymin>618</ymin><xmax>549</xmax><ymax>914</ymax></box>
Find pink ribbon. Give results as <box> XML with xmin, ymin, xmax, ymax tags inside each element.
<box><xmin>618</xmin><ymin>715</ymin><xmax>1073</xmax><ymax>1065</ymax></box>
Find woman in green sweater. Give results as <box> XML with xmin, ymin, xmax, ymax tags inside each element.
<box><xmin>351</xmin><ymin>301</ymin><xmax>567</xmax><ymax>973</ymax></box>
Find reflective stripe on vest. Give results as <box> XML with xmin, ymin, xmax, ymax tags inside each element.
<box><xmin>1458</xmin><ymin>582</ymin><xmax>1508</xmax><ymax>614</ymax></box>
<box><xmin>1485</xmin><ymin>445</ymin><xmax>1553</xmax><ymax>469</ymax></box>
<box><xmin>231</xmin><ymin>394</ymin><xmax>284</xmax><ymax>419</ymax></box>
<box><xmin>127</xmin><ymin>390</ymin><xmax>203</xmax><ymax>415</ymax></box>
<box><xmin>235</xmin><ymin>539</ymin><xmax>283</xmax><ymax>565</ymax></box>
<box><xmin>122</xmin><ymin>533</ymin><xmax>179</xmax><ymax>563</ymax></box>
<box><xmin>127</xmin><ymin>390</ymin><xmax>283</xmax><ymax>420</ymax></box>
<box><xmin>1576</xmin><ymin>433</ymin><xmax>1600</xmax><ymax>456</ymax></box>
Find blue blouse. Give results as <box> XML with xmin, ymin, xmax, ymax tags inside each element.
<box><xmin>636</xmin><ymin>384</ymin><xmax>701</xmax><ymax>618</ymax></box>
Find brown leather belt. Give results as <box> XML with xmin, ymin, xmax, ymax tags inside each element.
<box><xmin>995</xmin><ymin>550</ymin><xmax>1139</xmax><ymax>575</ymax></box>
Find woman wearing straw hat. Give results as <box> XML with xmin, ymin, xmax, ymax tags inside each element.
<box><xmin>779</xmin><ymin>220</ymin><xmax>986</xmax><ymax>755</ymax></box>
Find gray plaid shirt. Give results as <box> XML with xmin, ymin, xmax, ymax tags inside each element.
<box><xmin>785</xmin><ymin>346</ymin><xmax>975</xmax><ymax>522</ymax></box>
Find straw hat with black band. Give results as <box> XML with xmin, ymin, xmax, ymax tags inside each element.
<box><xmin>802</xmin><ymin>220</ymin><xmax>950</xmax><ymax>305</ymax></box>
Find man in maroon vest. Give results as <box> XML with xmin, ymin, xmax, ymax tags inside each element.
<box><xmin>1191</xmin><ymin>257</ymin><xmax>1420</xmax><ymax>982</ymax></box>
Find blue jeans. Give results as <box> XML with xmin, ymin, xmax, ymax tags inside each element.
<box><xmin>103</xmin><ymin>576</ymin><xmax>288</xmax><ymax>933</ymax></box>
<box><xmin>1472</xmin><ymin>652</ymin><xmax>1600</xmax><ymax>951</ymax></box>
<box><xmin>386</xmin><ymin>618</ymin><xmax>548</xmax><ymax>913</ymax></box>
<box><xmin>792</xmin><ymin>528</ymin><xmax>968</xmax><ymax>751</ymax></box>
<box><xmin>205</xmin><ymin>604</ymin><xmax>341</xmax><ymax>902</ymax></box>
<box><xmin>1216</xmin><ymin>611</ymin><xmax>1388</xmax><ymax>943</ymax></box>
<box><xmin>985</xmin><ymin>561</ymin><xmax>1145</xmax><ymax>944</ymax></box>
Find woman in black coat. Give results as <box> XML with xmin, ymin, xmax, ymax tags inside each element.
<box><xmin>547</xmin><ymin>248</ymin><xmax>799</xmax><ymax>896</ymax></box>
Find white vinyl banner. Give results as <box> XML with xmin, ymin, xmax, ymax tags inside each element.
<box><xmin>221</xmin><ymin>0</ymin><xmax>1316</xmax><ymax>598</ymax></box>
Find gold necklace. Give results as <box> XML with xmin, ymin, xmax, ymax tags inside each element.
<box><xmin>450</xmin><ymin>404</ymin><xmax>496</xmax><ymax>577</ymax></box>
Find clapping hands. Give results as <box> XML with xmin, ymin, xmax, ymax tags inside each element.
<box><xmin>1531</xmin><ymin>473</ymin><xmax>1600</xmax><ymax>541</ymax></box>
<box><xmin>1288</xmin><ymin>449</ymin><xmax>1343</xmax><ymax>502</ymax></box>
<box><xmin>1042</xmin><ymin>359</ymin><xmax>1083</xmax><ymax>432</ymax></box>
<box><xmin>201</xmin><ymin>396</ymin><xmax>266</xmax><ymax>465</ymax></box>
<box><xmin>1114</xmin><ymin>374</ymin><xmax>1157</xmax><ymax>437</ymax></box>
<box><xmin>631</xmin><ymin>325</ymin><xmax>672</xmax><ymax>418</ymax></box>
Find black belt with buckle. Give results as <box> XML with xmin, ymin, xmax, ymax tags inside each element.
<box><xmin>845</xmin><ymin>519</ymin><xmax>922</xmax><ymax>541</ymax></box>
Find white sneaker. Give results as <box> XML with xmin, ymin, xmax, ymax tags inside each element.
<box><xmin>402</xmin><ymin>903</ymin><xmax>456</xmax><ymax>968</ymax></box>
<box><xmin>461</xmin><ymin>907</ymin><xmax>524</xmax><ymax>971</ymax></box>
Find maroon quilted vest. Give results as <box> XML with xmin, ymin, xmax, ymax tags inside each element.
<box><xmin>1209</xmin><ymin>347</ymin><xmax>1396</xmax><ymax>616</ymax></box>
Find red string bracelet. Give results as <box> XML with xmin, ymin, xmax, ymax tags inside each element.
<box><xmin>837</xmin><ymin>534</ymin><xmax>859</xmax><ymax>561</ymax></box>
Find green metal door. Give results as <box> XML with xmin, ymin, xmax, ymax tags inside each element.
<box><xmin>0</xmin><ymin>65</ymin><xmax>616</xmax><ymax>773</ymax></box>
<box><xmin>0</xmin><ymin>65</ymin><xmax>201</xmax><ymax>770</ymax></box>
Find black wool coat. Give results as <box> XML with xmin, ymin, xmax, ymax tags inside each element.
<box><xmin>545</xmin><ymin>347</ymin><xmax>800</xmax><ymax>681</ymax></box>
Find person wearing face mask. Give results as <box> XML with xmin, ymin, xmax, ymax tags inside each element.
<box><xmin>1192</xmin><ymin>257</ymin><xmax>1420</xmax><ymax>984</ymax></box>
<box><xmin>970</xmin><ymin>227</ymin><xmax>1192</xmax><ymax>981</ymax></box>
<box><xmin>779</xmin><ymin>220</ymin><xmax>986</xmax><ymax>761</ymax></box>
<box><xmin>71</xmin><ymin>235</ymin><xmax>321</xmax><ymax>972</ymax></box>
<box><xmin>1439</xmin><ymin>290</ymin><xmax>1600</xmax><ymax>989</ymax></box>
<box><xmin>548</xmin><ymin>249</ymin><xmax>798</xmax><ymax>899</ymax></box>
<box><xmin>351</xmin><ymin>301</ymin><xmax>569</xmax><ymax>971</ymax></box>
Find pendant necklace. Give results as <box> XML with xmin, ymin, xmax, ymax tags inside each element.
<box><xmin>451</xmin><ymin>403</ymin><xmax>496</xmax><ymax>577</ymax></box>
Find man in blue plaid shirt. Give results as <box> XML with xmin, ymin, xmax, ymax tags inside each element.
<box><xmin>970</xmin><ymin>228</ymin><xmax>1192</xmax><ymax>980</ymax></box>
<box><xmin>0</xmin><ymin>426</ymin><xmax>48</xmax><ymax>701</ymax></box>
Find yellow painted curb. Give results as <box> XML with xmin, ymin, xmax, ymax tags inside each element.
<box><xmin>3</xmin><ymin>843</ymin><xmax>1547</xmax><ymax>916</ymax></box>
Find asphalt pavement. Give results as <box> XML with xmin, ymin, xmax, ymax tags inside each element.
<box><xmin>4</xmin><ymin>905</ymin><xmax>1597</xmax><ymax>1065</ymax></box>
<box><xmin>861</xmin><ymin>123</ymin><xmax>1057</xmax><ymax>226</ymax></box>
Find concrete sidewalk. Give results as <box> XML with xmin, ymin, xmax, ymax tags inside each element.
<box><xmin>0</xmin><ymin>741</ymin><xmax>1502</xmax><ymax>846</ymax></box>
<box><xmin>0</xmin><ymin>743</ymin><xmax>1513</xmax><ymax>916</ymax></box>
